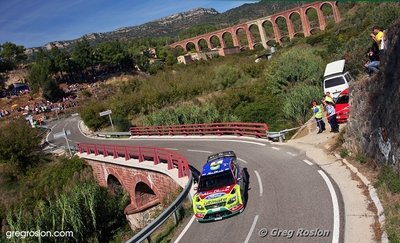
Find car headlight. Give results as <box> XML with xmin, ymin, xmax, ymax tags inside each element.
<box><xmin>228</xmin><ymin>195</ymin><xmax>237</xmax><ymax>204</ymax></box>
<box><xmin>196</xmin><ymin>204</ymin><xmax>205</xmax><ymax>210</ymax></box>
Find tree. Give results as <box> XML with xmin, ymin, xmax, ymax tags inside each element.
<box><xmin>95</xmin><ymin>41</ymin><xmax>129</xmax><ymax>69</ymax></box>
<box><xmin>0</xmin><ymin>42</ymin><xmax>27</xmax><ymax>71</ymax></box>
<box><xmin>71</xmin><ymin>38</ymin><xmax>95</xmax><ymax>73</ymax></box>
<box><xmin>27</xmin><ymin>51</ymin><xmax>64</xmax><ymax>101</ymax></box>
<box><xmin>27</xmin><ymin>56</ymin><xmax>52</xmax><ymax>92</ymax></box>
<box><xmin>0</xmin><ymin>119</ymin><xmax>41</xmax><ymax>172</ymax></box>
<box><xmin>49</xmin><ymin>46</ymin><xmax>71</xmax><ymax>79</ymax></box>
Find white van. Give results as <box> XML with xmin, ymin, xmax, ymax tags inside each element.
<box><xmin>323</xmin><ymin>59</ymin><xmax>354</xmax><ymax>99</ymax></box>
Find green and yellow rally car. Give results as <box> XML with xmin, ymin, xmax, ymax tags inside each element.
<box><xmin>193</xmin><ymin>151</ymin><xmax>246</xmax><ymax>222</ymax></box>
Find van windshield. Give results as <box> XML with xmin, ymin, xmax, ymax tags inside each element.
<box><xmin>336</xmin><ymin>94</ymin><xmax>349</xmax><ymax>104</ymax></box>
<box><xmin>325</xmin><ymin>77</ymin><xmax>345</xmax><ymax>89</ymax></box>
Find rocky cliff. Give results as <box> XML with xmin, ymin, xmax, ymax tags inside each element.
<box><xmin>345</xmin><ymin>19</ymin><xmax>400</xmax><ymax>172</ymax></box>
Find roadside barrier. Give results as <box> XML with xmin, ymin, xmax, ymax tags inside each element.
<box><xmin>130</xmin><ymin>122</ymin><xmax>269</xmax><ymax>138</ymax></box>
<box><xmin>77</xmin><ymin>143</ymin><xmax>190</xmax><ymax>178</ymax></box>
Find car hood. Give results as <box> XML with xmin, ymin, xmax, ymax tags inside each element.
<box><xmin>197</xmin><ymin>184</ymin><xmax>235</xmax><ymax>200</ymax></box>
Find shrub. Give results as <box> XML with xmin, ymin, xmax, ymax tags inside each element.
<box><xmin>356</xmin><ymin>153</ymin><xmax>367</xmax><ymax>164</ymax></box>
<box><xmin>282</xmin><ymin>83</ymin><xmax>323</xmax><ymax>125</ymax></box>
<box><xmin>376</xmin><ymin>166</ymin><xmax>400</xmax><ymax>193</ymax></box>
<box><xmin>0</xmin><ymin>119</ymin><xmax>41</xmax><ymax>173</ymax></box>
<box><xmin>79</xmin><ymin>100</ymin><xmax>108</xmax><ymax>130</ymax></box>
<box><xmin>340</xmin><ymin>148</ymin><xmax>349</xmax><ymax>158</ymax></box>
<box><xmin>213</xmin><ymin>65</ymin><xmax>243</xmax><ymax>90</ymax></box>
<box><xmin>265</xmin><ymin>47</ymin><xmax>324</xmax><ymax>94</ymax></box>
<box><xmin>143</xmin><ymin>104</ymin><xmax>239</xmax><ymax>126</ymax></box>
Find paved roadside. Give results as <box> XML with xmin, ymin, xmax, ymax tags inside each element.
<box><xmin>285</xmin><ymin>122</ymin><xmax>376</xmax><ymax>243</ymax></box>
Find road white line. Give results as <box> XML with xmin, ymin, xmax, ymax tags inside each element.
<box><xmin>271</xmin><ymin>146</ymin><xmax>280</xmax><ymax>150</ymax></box>
<box><xmin>254</xmin><ymin>170</ymin><xmax>263</xmax><ymax>197</ymax></box>
<box><xmin>46</xmin><ymin>124</ymin><xmax>59</xmax><ymax>147</ymax></box>
<box><xmin>286</xmin><ymin>152</ymin><xmax>297</xmax><ymax>157</ymax></box>
<box><xmin>187</xmin><ymin>149</ymin><xmax>212</xmax><ymax>153</ymax></box>
<box><xmin>318</xmin><ymin>170</ymin><xmax>340</xmax><ymax>243</ymax></box>
<box><xmin>237</xmin><ymin>158</ymin><xmax>248</xmax><ymax>164</ymax></box>
<box><xmin>303</xmin><ymin>159</ymin><xmax>313</xmax><ymax>165</ymax></box>
<box><xmin>174</xmin><ymin>215</ymin><xmax>196</xmax><ymax>243</ymax></box>
<box><xmin>165</xmin><ymin>148</ymin><xmax>179</xmax><ymax>151</ymax></box>
<box><xmin>244</xmin><ymin>215</ymin><xmax>259</xmax><ymax>243</ymax></box>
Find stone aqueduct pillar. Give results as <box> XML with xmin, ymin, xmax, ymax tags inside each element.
<box><xmin>170</xmin><ymin>1</ymin><xmax>341</xmax><ymax>51</ymax></box>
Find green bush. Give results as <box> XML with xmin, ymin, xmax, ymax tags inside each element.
<box><xmin>282</xmin><ymin>83</ymin><xmax>323</xmax><ymax>125</ymax></box>
<box><xmin>0</xmin><ymin>119</ymin><xmax>41</xmax><ymax>173</ymax></box>
<box><xmin>6</xmin><ymin>181</ymin><xmax>129</xmax><ymax>242</ymax></box>
<box><xmin>264</xmin><ymin>47</ymin><xmax>324</xmax><ymax>94</ymax></box>
<box><xmin>340</xmin><ymin>148</ymin><xmax>349</xmax><ymax>158</ymax></box>
<box><xmin>356</xmin><ymin>153</ymin><xmax>367</xmax><ymax>164</ymax></box>
<box><xmin>79</xmin><ymin>100</ymin><xmax>108</xmax><ymax>130</ymax></box>
<box><xmin>376</xmin><ymin>166</ymin><xmax>400</xmax><ymax>193</ymax></box>
<box><xmin>143</xmin><ymin>104</ymin><xmax>239</xmax><ymax>126</ymax></box>
<box><xmin>213</xmin><ymin>65</ymin><xmax>244</xmax><ymax>90</ymax></box>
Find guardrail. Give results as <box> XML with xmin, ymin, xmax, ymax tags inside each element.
<box><xmin>95</xmin><ymin>131</ymin><xmax>131</xmax><ymax>138</ymax></box>
<box><xmin>130</xmin><ymin>122</ymin><xmax>269</xmax><ymax>138</ymax></box>
<box><xmin>77</xmin><ymin>143</ymin><xmax>190</xmax><ymax>178</ymax></box>
<box><xmin>127</xmin><ymin>173</ymin><xmax>193</xmax><ymax>243</ymax></box>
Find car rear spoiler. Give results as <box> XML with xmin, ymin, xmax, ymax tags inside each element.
<box><xmin>207</xmin><ymin>151</ymin><xmax>236</xmax><ymax>162</ymax></box>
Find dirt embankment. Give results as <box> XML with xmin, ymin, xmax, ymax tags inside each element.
<box><xmin>345</xmin><ymin>19</ymin><xmax>400</xmax><ymax>172</ymax></box>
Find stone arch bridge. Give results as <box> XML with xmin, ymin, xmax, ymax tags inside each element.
<box><xmin>170</xmin><ymin>1</ymin><xmax>341</xmax><ymax>52</ymax></box>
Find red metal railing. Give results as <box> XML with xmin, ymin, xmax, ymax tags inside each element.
<box><xmin>77</xmin><ymin>143</ymin><xmax>190</xmax><ymax>178</ymax></box>
<box><xmin>130</xmin><ymin>122</ymin><xmax>269</xmax><ymax>138</ymax></box>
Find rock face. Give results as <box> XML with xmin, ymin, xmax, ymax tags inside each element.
<box><xmin>345</xmin><ymin>19</ymin><xmax>400</xmax><ymax>172</ymax></box>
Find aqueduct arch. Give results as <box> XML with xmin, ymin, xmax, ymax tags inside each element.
<box><xmin>169</xmin><ymin>1</ymin><xmax>341</xmax><ymax>51</ymax></box>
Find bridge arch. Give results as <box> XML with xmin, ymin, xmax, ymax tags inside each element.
<box><xmin>235</xmin><ymin>27</ymin><xmax>249</xmax><ymax>48</ymax></box>
<box><xmin>222</xmin><ymin>31</ymin><xmax>235</xmax><ymax>48</ymax></box>
<box><xmin>305</xmin><ymin>6</ymin><xmax>322</xmax><ymax>33</ymax></box>
<box><xmin>249</xmin><ymin>24</ymin><xmax>262</xmax><ymax>47</ymax></box>
<box><xmin>198</xmin><ymin>38</ymin><xmax>209</xmax><ymax>51</ymax></box>
<box><xmin>173</xmin><ymin>44</ymin><xmax>185</xmax><ymax>52</ymax></box>
<box><xmin>107</xmin><ymin>174</ymin><xmax>124</xmax><ymax>195</ymax></box>
<box><xmin>135</xmin><ymin>181</ymin><xmax>159</xmax><ymax>210</ymax></box>
<box><xmin>289</xmin><ymin>11</ymin><xmax>303</xmax><ymax>36</ymax></box>
<box><xmin>186</xmin><ymin>42</ymin><xmax>197</xmax><ymax>52</ymax></box>
<box><xmin>262</xmin><ymin>20</ymin><xmax>275</xmax><ymax>40</ymax></box>
<box><xmin>209</xmin><ymin>35</ymin><xmax>222</xmax><ymax>48</ymax></box>
<box><xmin>320</xmin><ymin>2</ymin><xmax>335</xmax><ymax>27</ymax></box>
<box><xmin>275</xmin><ymin>16</ymin><xmax>290</xmax><ymax>43</ymax></box>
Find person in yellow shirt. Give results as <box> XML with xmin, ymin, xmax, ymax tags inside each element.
<box><xmin>324</xmin><ymin>92</ymin><xmax>335</xmax><ymax>105</ymax></box>
<box><xmin>370</xmin><ymin>26</ymin><xmax>384</xmax><ymax>49</ymax></box>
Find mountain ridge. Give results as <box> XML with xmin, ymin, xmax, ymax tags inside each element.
<box><xmin>26</xmin><ymin>2</ymin><xmax>301</xmax><ymax>53</ymax></box>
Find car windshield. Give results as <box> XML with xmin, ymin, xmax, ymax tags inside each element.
<box><xmin>336</xmin><ymin>94</ymin><xmax>349</xmax><ymax>104</ymax></box>
<box><xmin>325</xmin><ymin>77</ymin><xmax>345</xmax><ymax>88</ymax></box>
<box><xmin>198</xmin><ymin>170</ymin><xmax>235</xmax><ymax>191</ymax></box>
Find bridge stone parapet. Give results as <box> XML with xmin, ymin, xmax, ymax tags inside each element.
<box><xmin>78</xmin><ymin>150</ymin><xmax>188</xmax><ymax>215</ymax></box>
<box><xmin>170</xmin><ymin>1</ymin><xmax>341</xmax><ymax>51</ymax></box>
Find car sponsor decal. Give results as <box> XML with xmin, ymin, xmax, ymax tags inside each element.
<box><xmin>205</xmin><ymin>192</ymin><xmax>225</xmax><ymax>200</ymax></box>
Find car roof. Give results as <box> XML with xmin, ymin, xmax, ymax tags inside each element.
<box><xmin>201</xmin><ymin>156</ymin><xmax>233</xmax><ymax>176</ymax></box>
<box><xmin>324</xmin><ymin>59</ymin><xmax>345</xmax><ymax>77</ymax></box>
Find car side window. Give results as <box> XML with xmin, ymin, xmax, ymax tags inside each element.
<box><xmin>231</xmin><ymin>162</ymin><xmax>237</xmax><ymax>178</ymax></box>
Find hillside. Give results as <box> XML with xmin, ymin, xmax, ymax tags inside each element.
<box><xmin>26</xmin><ymin>1</ymin><xmax>301</xmax><ymax>52</ymax></box>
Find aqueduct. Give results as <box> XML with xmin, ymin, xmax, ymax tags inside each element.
<box><xmin>170</xmin><ymin>1</ymin><xmax>341</xmax><ymax>51</ymax></box>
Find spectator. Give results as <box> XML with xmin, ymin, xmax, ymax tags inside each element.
<box><xmin>324</xmin><ymin>92</ymin><xmax>335</xmax><ymax>104</ymax></box>
<box><xmin>370</xmin><ymin>26</ymin><xmax>385</xmax><ymax>50</ymax></box>
<box><xmin>325</xmin><ymin>101</ymin><xmax>339</xmax><ymax>133</ymax></box>
<box><xmin>364</xmin><ymin>43</ymin><xmax>380</xmax><ymax>76</ymax></box>
<box><xmin>311</xmin><ymin>100</ymin><xmax>325</xmax><ymax>134</ymax></box>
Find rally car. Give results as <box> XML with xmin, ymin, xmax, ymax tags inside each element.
<box><xmin>192</xmin><ymin>151</ymin><xmax>246</xmax><ymax>222</ymax></box>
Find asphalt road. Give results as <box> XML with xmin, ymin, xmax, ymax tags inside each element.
<box><xmin>46</xmin><ymin>116</ymin><xmax>344</xmax><ymax>243</ymax></box>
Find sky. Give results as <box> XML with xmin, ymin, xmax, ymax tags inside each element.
<box><xmin>0</xmin><ymin>0</ymin><xmax>257</xmax><ymax>48</ymax></box>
